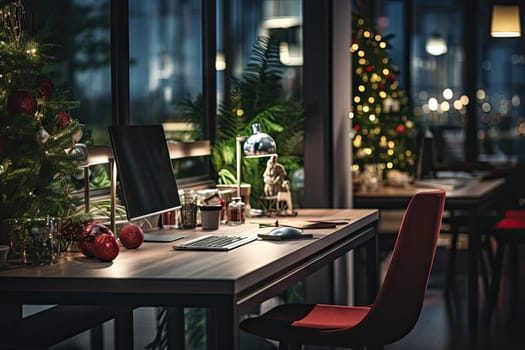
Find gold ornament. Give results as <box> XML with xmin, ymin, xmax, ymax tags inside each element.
<box><xmin>1</xmin><ymin>0</ymin><xmax>25</xmax><ymax>45</ymax></box>
<box><xmin>72</xmin><ymin>128</ymin><xmax>83</xmax><ymax>143</ymax></box>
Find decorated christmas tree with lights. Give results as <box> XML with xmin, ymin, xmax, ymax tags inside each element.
<box><xmin>350</xmin><ymin>12</ymin><xmax>419</xmax><ymax>176</ymax></box>
<box><xmin>0</xmin><ymin>0</ymin><xmax>84</xmax><ymax>236</ymax></box>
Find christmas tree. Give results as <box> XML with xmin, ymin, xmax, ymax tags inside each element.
<box><xmin>350</xmin><ymin>12</ymin><xmax>420</xmax><ymax>176</ymax></box>
<box><xmin>0</xmin><ymin>0</ymin><xmax>84</xmax><ymax>239</ymax></box>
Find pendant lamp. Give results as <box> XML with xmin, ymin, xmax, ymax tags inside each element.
<box><xmin>491</xmin><ymin>5</ymin><xmax>521</xmax><ymax>38</ymax></box>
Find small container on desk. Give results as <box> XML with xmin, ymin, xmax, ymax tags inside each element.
<box><xmin>227</xmin><ymin>197</ymin><xmax>245</xmax><ymax>225</ymax></box>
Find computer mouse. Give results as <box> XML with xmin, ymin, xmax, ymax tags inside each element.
<box><xmin>268</xmin><ymin>226</ymin><xmax>304</xmax><ymax>239</ymax></box>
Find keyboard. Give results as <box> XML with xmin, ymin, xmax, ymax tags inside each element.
<box><xmin>413</xmin><ymin>178</ymin><xmax>466</xmax><ymax>191</ymax></box>
<box><xmin>173</xmin><ymin>235</ymin><xmax>257</xmax><ymax>251</ymax></box>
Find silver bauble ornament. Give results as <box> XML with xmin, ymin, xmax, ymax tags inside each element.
<box><xmin>36</xmin><ymin>127</ymin><xmax>50</xmax><ymax>145</ymax></box>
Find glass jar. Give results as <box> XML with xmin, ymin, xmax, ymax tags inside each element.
<box><xmin>4</xmin><ymin>217</ymin><xmax>60</xmax><ymax>265</ymax></box>
<box><xmin>179</xmin><ymin>190</ymin><xmax>198</xmax><ymax>228</ymax></box>
<box><xmin>227</xmin><ymin>197</ymin><xmax>245</xmax><ymax>225</ymax></box>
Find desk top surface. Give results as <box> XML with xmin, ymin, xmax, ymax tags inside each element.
<box><xmin>0</xmin><ymin>209</ymin><xmax>378</xmax><ymax>303</ymax></box>
<box><xmin>353</xmin><ymin>178</ymin><xmax>505</xmax><ymax>208</ymax></box>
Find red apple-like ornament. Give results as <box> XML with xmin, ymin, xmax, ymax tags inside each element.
<box><xmin>119</xmin><ymin>223</ymin><xmax>144</xmax><ymax>249</ymax></box>
<box><xmin>93</xmin><ymin>233</ymin><xmax>120</xmax><ymax>262</ymax></box>
<box><xmin>6</xmin><ymin>90</ymin><xmax>38</xmax><ymax>115</ymax></box>
<box><xmin>78</xmin><ymin>223</ymin><xmax>113</xmax><ymax>257</ymax></box>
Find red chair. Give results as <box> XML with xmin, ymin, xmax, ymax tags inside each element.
<box><xmin>484</xmin><ymin>209</ymin><xmax>525</xmax><ymax>326</ymax></box>
<box><xmin>240</xmin><ymin>190</ymin><xmax>446</xmax><ymax>350</ymax></box>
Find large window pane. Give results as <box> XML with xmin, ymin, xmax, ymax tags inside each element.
<box><xmin>219</xmin><ymin>0</ymin><xmax>305</xmax><ymax>208</ymax></box>
<box><xmin>476</xmin><ymin>1</ymin><xmax>525</xmax><ymax>163</ymax></box>
<box><xmin>411</xmin><ymin>1</ymin><xmax>466</xmax><ymax>166</ymax></box>
<box><xmin>129</xmin><ymin>0</ymin><xmax>203</xmax><ymax>141</ymax></box>
<box><xmin>28</xmin><ymin>0</ymin><xmax>112</xmax><ymax>193</ymax></box>
<box><xmin>28</xmin><ymin>0</ymin><xmax>112</xmax><ymax>147</ymax></box>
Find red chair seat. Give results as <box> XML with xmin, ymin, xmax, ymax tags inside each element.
<box><xmin>494</xmin><ymin>218</ymin><xmax>525</xmax><ymax>230</ymax></box>
<box><xmin>241</xmin><ymin>304</ymin><xmax>375</xmax><ymax>347</ymax></box>
<box><xmin>291</xmin><ymin>304</ymin><xmax>370</xmax><ymax>330</ymax></box>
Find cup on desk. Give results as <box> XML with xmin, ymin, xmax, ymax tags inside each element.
<box><xmin>200</xmin><ymin>205</ymin><xmax>222</xmax><ymax>230</ymax></box>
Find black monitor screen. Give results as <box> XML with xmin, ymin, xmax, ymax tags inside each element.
<box><xmin>109</xmin><ymin>125</ymin><xmax>181</xmax><ymax>221</ymax></box>
<box><xmin>416</xmin><ymin>135</ymin><xmax>436</xmax><ymax>180</ymax></box>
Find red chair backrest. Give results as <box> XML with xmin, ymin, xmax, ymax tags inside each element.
<box><xmin>357</xmin><ymin>189</ymin><xmax>446</xmax><ymax>344</ymax></box>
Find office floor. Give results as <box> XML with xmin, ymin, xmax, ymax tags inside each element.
<box><xmin>48</xmin><ymin>245</ymin><xmax>525</xmax><ymax>350</ymax></box>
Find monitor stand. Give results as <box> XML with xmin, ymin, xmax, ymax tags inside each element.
<box><xmin>143</xmin><ymin>229</ymin><xmax>186</xmax><ymax>243</ymax></box>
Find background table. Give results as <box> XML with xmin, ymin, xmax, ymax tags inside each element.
<box><xmin>0</xmin><ymin>208</ymin><xmax>378</xmax><ymax>350</ymax></box>
<box><xmin>353</xmin><ymin>178</ymin><xmax>505</xmax><ymax>338</ymax></box>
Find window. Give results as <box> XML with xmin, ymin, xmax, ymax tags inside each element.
<box><xmin>129</xmin><ymin>0</ymin><xmax>203</xmax><ymax>138</ymax></box>
<box><xmin>382</xmin><ymin>0</ymin><xmax>525</xmax><ymax>165</ymax></box>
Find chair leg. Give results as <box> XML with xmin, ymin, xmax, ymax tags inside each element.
<box><xmin>445</xmin><ymin>230</ymin><xmax>459</xmax><ymax>292</ymax></box>
<box><xmin>445</xmin><ymin>229</ymin><xmax>462</xmax><ymax>316</ymax></box>
<box><xmin>485</xmin><ymin>241</ymin><xmax>505</xmax><ymax>327</ymax></box>
<box><xmin>508</xmin><ymin>244</ymin><xmax>519</xmax><ymax>324</ymax></box>
<box><xmin>479</xmin><ymin>240</ymin><xmax>491</xmax><ymax>297</ymax></box>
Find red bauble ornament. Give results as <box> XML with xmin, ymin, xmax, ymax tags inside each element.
<box><xmin>36</xmin><ymin>80</ymin><xmax>55</xmax><ymax>101</ymax></box>
<box><xmin>6</xmin><ymin>90</ymin><xmax>37</xmax><ymax>115</ymax></box>
<box><xmin>365</xmin><ymin>65</ymin><xmax>373</xmax><ymax>72</ymax></box>
<box><xmin>353</xmin><ymin>124</ymin><xmax>361</xmax><ymax>131</ymax></box>
<box><xmin>55</xmin><ymin>111</ymin><xmax>72</xmax><ymax>129</ymax></box>
<box><xmin>396</xmin><ymin>124</ymin><xmax>406</xmax><ymax>134</ymax></box>
<box><xmin>93</xmin><ymin>233</ymin><xmax>120</xmax><ymax>262</ymax></box>
<box><xmin>78</xmin><ymin>223</ymin><xmax>114</xmax><ymax>257</ymax></box>
<box><xmin>119</xmin><ymin>223</ymin><xmax>144</xmax><ymax>249</ymax></box>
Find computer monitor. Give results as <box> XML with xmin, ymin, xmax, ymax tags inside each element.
<box><xmin>108</xmin><ymin>125</ymin><xmax>181</xmax><ymax>222</ymax></box>
<box><xmin>416</xmin><ymin>134</ymin><xmax>436</xmax><ymax>180</ymax></box>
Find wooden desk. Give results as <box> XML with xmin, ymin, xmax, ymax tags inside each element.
<box><xmin>0</xmin><ymin>209</ymin><xmax>378</xmax><ymax>350</ymax></box>
<box><xmin>353</xmin><ymin>178</ymin><xmax>505</xmax><ymax>337</ymax></box>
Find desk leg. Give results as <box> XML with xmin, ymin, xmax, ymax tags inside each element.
<box><xmin>114</xmin><ymin>307</ymin><xmax>134</xmax><ymax>350</ymax></box>
<box><xmin>167</xmin><ymin>307</ymin><xmax>185</xmax><ymax>349</ymax></box>
<box><xmin>0</xmin><ymin>304</ymin><xmax>22</xmax><ymax>325</ymax></box>
<box><xmin>366</xmin><ymin>227</ymin><xmax>379</xmax><ymax>304</ymax></box>
<box><xmin>353</xmin><ymin>226</ymin><xmax>379</xmax><ymax>305</ymax></box>
<box><xmin>468</xmin><ymin>210</ymin><xmax>480</xmax><ymax>340</ymax></box>
<box><xmin>207</xmin><ymin>299</ymin><xmax>238</xmax><ymax>350</ymax></box>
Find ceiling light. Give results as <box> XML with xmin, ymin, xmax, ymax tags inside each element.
<box><xmin>491</xmin><ymin>5</ymin><xmax>521</xmax><ymax>38</ymax></box>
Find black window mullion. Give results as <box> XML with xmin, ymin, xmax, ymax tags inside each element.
<box><xmin>110</xmin><ymin>0</ymin><xmax>130</xmax><ymax>126</ymax></box>
<box><xmin>202</xmin><ymin>0</ymin><xmax>217</xmax><ymax>143</ymax></box>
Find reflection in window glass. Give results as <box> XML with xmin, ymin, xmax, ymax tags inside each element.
<box><xmin>225</xmin><ymin>0</ymin><xmax>302</xmax><ymax>98</ymax></box>
<box><xmin>27</xmin><ymin>0</ymin><xmax>112</xmax><ymax>193</ymax></box>
<box><xmin>219</xmin><ymin>0</ymin><xmax>305</xmax><ymax>208</ymax></box>
<box><xmin>387</xmin><ymin>0</ymin><xmax>525</xmax><ymax>164</ymax></box>
<box><xmin>476</xmin><ymin>2</ymin><xmax>525</xmax><ymax>163</ymax></box>
<box><xmin>28</xmin><ymin>0</ymin><xmax>112</xmax><ymax>146</ymax></box>
<box><xmin>129</xmin><ymin>0</ymin><xmax>203</xmax><ymax>142</ymax></box>
<box><xmin>410</xmin><ymin>1</ymin><xmax>466</xmax><ymax>165</ymax></box>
